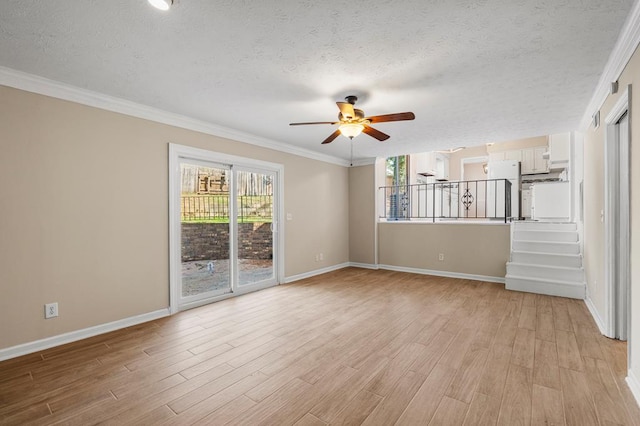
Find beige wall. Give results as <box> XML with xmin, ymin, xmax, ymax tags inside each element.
<box><xmin>486</xmin><ymin>135</ymin><xmax>548</xmax><ymax>153</ymax></box>
<box><xmin>463</xmin><ymin>162</ymin><xmax>487</xmax><ymax>182</ymax></box>
<box><xmin>0</xmin><ymin>86</ymin><xmax>349</xmax><ymax>350</ymax></box>
<box><xmin>378</xmin><ymin>223</ymin><xmax>510</xmax><ymax>278</ymax></box>
<box><xmin>449</xmin><ymin>145</ymin><xmax>487</xmax><ymax>181</ymax></box>
<box><xmin>349</xmin><ymin>165</ymin><xmax>376</xmax><ymax>264</ymax></box>
<box><xmin>583</xmin><ymin>44</ymin><xmax>640</xmax><ymax>379</ymax></box>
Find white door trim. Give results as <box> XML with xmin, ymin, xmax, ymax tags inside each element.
<box><xmin>603</xmin><ymin>85</ymin><xmax>630</xmax><ymax>339</ymax></box>
<box><xmin>168</xmin><ymin>143</ymin><xmax>284</xmax><ymax>314</ymax></box>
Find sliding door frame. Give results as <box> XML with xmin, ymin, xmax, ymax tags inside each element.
<box><xmin>168</xmin><ymin>143</ymin><xmax>285</xmax><ymax>314</ymax></box>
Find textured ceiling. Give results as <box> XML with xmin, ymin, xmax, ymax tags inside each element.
<box><xmin>0</xmin><ymin>0</ymin><xmax>634</xmax><ymax>162</ymax></box>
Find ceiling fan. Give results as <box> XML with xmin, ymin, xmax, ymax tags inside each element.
<box><xmin>290</xmin><ymin>96</ymin><xmax>415</xmax><ymax>144</ymax></box>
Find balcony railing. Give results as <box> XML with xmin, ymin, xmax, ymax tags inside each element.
<box><xmin>379</xmin><ymin>179</ymin><xmax>513</xmax><ymax>223</ymax></box>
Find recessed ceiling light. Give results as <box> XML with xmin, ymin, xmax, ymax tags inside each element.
<box><xmin>148</xmin><ymin>0</ymin><xmax>172</xmax><ymax>11</ymax></box>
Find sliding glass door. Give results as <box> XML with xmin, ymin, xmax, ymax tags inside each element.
<box><xmin>236</xmin><ymin>168</ymin><xmax>276</xmax><ymax>287</ymax></box>
<box><xmin>179</xmin><ymin>161</ymin><xmax>233</xmax><ymax>304</ymax></box>
<box><xmin>170</xmin><ymin>145</ymin><xmax>281</xmax><ymax>312</ymax></box>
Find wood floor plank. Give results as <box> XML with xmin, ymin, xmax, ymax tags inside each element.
<box><xmin>476</xmin><ymin>343</ymin><xmax>512</xmax><ymax>397</ymax></box>
<box><xmin>409</xmin><ymin>330</ymin><xmax>456</xmax><ymax>376</ymax></box>
<box><xmin>511</xmin><ymin>328</ymin><xmax>536</xmax><ymax>369</ymax></box>
<box><xmin>518</xmin><ymin>305</ymin><xmax>537</xmax><ymax>331</ymax></box>
<box><xmin>462</xmin><ymin>392</ymin><xmax>502</xmax><ymax>426</ymax></box>
<box><xmin>329</xmin><ymin>390</ymin><xmax>382</xmax><ymax>426</ymax></box>
<box><xmin>531</xmin><ymin>384</ymin><xmax>565</xmax><ymax>426</ymax></box>
<box><xmin>0</xmin><ymin>269</ymin><xmax>634</xmax><ymax>426</ymax></box>
<box><xmin>497</xmin><ymin>364</ymin><xmax>532</xmax><ymax>426</ymax></box>
<box><xmin>428</xmin><ymin>396</ymin><xmax>469</xmax><ymax>426</ymax></box>
<box><xmin>445</xmin><ymin>344</ymin><xmax>489</xmax><ymax>403</ymax></box>
<box><xmin>536</xmin><ymin>309</ymin><xmax>556</xmax><ymax>342</ymax></box>
<box><xmin>293</xmin><ymin>413</ymin><xmax>327</xmax><ymax>426</ymax></box>
<box><xmin>365</xmin><ymin>342</ymin><xmax>426</xmax><ymax>396</ymax></box>
<box><xmin>583</xmin><ymin>356</ymin><xmax>635</xmax><ymax>426</ymax></box>
<box><xmin>309</xmin><ymin>355</ymin><xmax>388</xmax><ymax>422</ymax></box>
<box><xmin>533</xmin><ymin>339</ymin><xmax>561</xmax><ymax>390</ymax></box>
<box><xmin>556</xmin><ymin>330</ymin><xmax>584</xmax><ymax>371</ymax></box>
<box><xmin>395</xmin><ymin>363</ymin><xmax>456</xmax><ymax>426</ymax></box>
<box><xmin>190</xmin><ymin>395</ymin><xmax>256</xmax><ymax>426</ymax></box>
<box><xmin>225</xmin><ymin>378</ymin><xmax>312</xmax><ymax>425</ymax></box>
<box><xmin>361</xmin><ymin>370</ymin><xmax>427</xmax><ymax>425</ymax></box>
<box><xmin>560</xmin><ymin>367</ymin><xmax>599</xmax><ymax>426</ymax></box>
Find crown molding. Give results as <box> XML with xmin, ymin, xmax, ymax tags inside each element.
<box><xmin>580</xmin><ymin>0</ymin><xmax>640</xmax><ymax>129</ymax></box>
<box><xmin>0</xmin><ymin>66</ymin><xmax>350</xmax><ymax>167</ymax></box>
<box><xmin>349</xmin><ymin>157</ymin><xmax>377</xmax><ymax>167</ymax></box>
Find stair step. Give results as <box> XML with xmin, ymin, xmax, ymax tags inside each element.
<box><xmin>511</xmin><ymin>240</ymin><xmax>580</xmax><ymax>254</ymax></box>
<box><xmin>505</xmin><ymin>275</ymin><xmax>585</xmax><ymax>299</ymax></box>
<box><xmin>513</xmin><ymin>230</ymin><xmax>578</xmax><ymax>242</ymax></box>
<box><xmin>507</xmin><ymin>262</ymin><xmax>584</xmax><ymax>282</ymax></box>
<box><xmin>510</xmin><ymin>251</ymin><xmax>583</xmax><ymax>268</ymax></box>
<box><xmin>513</xmin><ymin>222</ymin><xmax>577</xmax><ymax>232</ymax></box>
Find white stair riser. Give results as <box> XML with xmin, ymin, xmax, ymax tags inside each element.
<box><xmin>512</xmin><ymin>241</ymin><xmax>580</xmax><ymax>254</ymax></box>
<box><xmin>511</xmin><ymin>252</ymin><xmax>583</xmax><ymax>268</ymax></box>
<box><xmin>506</xmin><ymin>277</ymin><xmax>585</xmax><ymax>299</ymax></box>
<box><xmin>514</xmin><ymin>230</ymin><xmax>578</xmax><ymax>242</ymax></box>
<box><xmin>507</xmin><ymin>264</ymin><xmax>584</xmax><ymax>282</ymax></box>
<box><xmin>514</xmin><ymin>222</ymin><xmax>577</xmax><ymax>232</ymax></box>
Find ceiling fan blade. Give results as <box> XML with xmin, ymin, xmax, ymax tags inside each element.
<box><xmin>363</xmin><ymin>125</ymin><xmax>390</xmax><ymax>141</ymax></box>
<box><xmin>336</xmin><ymin>102</ymin><xmax>356</xmax><ymax>119</ymax></box>
<box><xmin>290</xmin><ymin>121</ymin><xmax>338</xmax><ymax>126</ymax></box>
<box><xmin>366</xmin><ymin>112</ymin><xmax>415</xmax><ymax>123</ymax></box>
<box><xmin>321</xmin><ymin>129</ymin><xmax>342</xmax><ymax>144</ymax></box>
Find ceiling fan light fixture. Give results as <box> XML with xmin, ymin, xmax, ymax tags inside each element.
<box><xmin>148</xmin><ymin>0</ymin><xmax>172</xmax><ymax>11</ymax></box>
<box><xmin>339</xmin><ymin>123</ymin><xmax>364</xmax><ymax>139</ymax></box>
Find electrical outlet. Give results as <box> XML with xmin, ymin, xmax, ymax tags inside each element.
<box><xmin>286</xmin><ymin>213</ymin><xmax>293</xmax><ymax>221</ymax></box>
<box><xmin>438</xmin><ymin>253</ymin><xmax>445</xmax><ymax>261</ymax></box>
<box><xmin>315</xmin><ymin>254</ymin><xmax>319</xmax><ymax>262</ymax></box>
<box><xmin>45</xmin><ymin>303</ymin><xmax>58</xmax><ymax>319</ymax></box>
<box><xmin>319</xmin><ymin>253</ymin><xmax>323</xmax><ymax>261</ymax></box>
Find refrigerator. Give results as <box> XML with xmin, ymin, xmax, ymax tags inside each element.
<box><xmin>487</xmin><ymin>160</ymin><xmax>520</xmax><ymax>219</ymax></box>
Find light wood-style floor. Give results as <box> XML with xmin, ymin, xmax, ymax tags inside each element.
<box><xmin>1</xmin><ymin>268</ymin><xmax>639</xmax><ymax>425</ymax></box>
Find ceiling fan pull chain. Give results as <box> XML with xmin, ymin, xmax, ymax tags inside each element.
<box><xmin>350</xmin><ymin>139</ymin><xmax>353</xmax><ymax>167</ymax></box>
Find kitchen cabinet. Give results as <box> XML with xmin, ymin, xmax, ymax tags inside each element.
<box><xmin>435</xmin><ymin>154</ymin><xmax>449</xmax><ymax>181</ymax></box>
<box><xmin>413</xmin><ymin>152</ymin><xmax>437</xmax><ymax>177</ymax></box>
<box><xmin>549</xmin><ymin>132</ymin><xmax>570</xmax><ymax>169</ymax></box>
<box><xmin>521</xmin><ymin>189</ymin><xmax>532</xmax><ymax>218</ymax></box>
<box><xmin>489</xmin><ymin>149</ymin><xmax>522</xmax><ymax>164</ymax></box>
<box><xmin>521</xmin><ymin>146</ymin><xmax>549</xmax><ymax>175</ymax></box>
<box><xmin>505</xmin><ymin>150</ymin><xmax>522</xmax><ymax>162</ymax></box>
<box><xmin>413</xmin><ymin>152</ymin><xmax>449</xmax><ymax>180</ymax></box>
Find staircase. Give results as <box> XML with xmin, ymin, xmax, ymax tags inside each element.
<box><xmin>505</xmin><ymin>221</ymin><xmax>586</xmax><ymax>299</ymax></box>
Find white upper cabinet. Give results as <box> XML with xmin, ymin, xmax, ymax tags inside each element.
<box><xmin>413</xmin><ymin>152</ymin><xmax>437</xmax><ymax>177</ymax></box>
<box><xmin>412</xmin><ymin>152</ymin><xmax>449</xmax><ymax>180</ymax></box>
<box><xmin>548</xmin><ymin>132</ymin><xmax>570</xmax><ymax>169</ymax></box>
<box><xmin>435</xmin><ymin>154</ymin><xmax>449</xmax><ymax>181</ymax></box>
<box><xmin>521</xmin><ymin>146</ymin><xmax>549</xmax><ymax>175</ymax></box>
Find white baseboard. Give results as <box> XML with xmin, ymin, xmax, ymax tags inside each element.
<box><xmin>348</xmin><ymin>262</ymin><xmax>379</xmax><ymax>270</ymax></box>
<box><xmin>283</xmin><ymin>262</ymin><xmax>351</xmax><ymax>283</ymax></box>
<box><xmin>376</xmin><ymin>264</ymin><xmax>505</xmax><ymax>284</ymax></box>
<box><xmin>584</xmin><ymin>296</ymin><xmax>608</xmax><ymax>336</ymax></box>
<box><xmin>0</xmin><ymin>308</ymin><xmax>170</xmax><ymax>362</ymax></box>
<box><xmin>626</xmin><ymin>369</ymin><xmax>640</xmax><ymax>408</ymax></box>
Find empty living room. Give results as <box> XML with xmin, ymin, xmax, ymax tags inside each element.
<box><xmin>1</xmin><ymin>1</ymin><xmax>640</xmax><ymax>425</ymax></box>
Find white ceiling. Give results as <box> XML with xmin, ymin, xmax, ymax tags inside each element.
<box><xmin>0</xmin><ymin>0</ymin><xmax>634</xmax><ymax>162</ymax></box>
